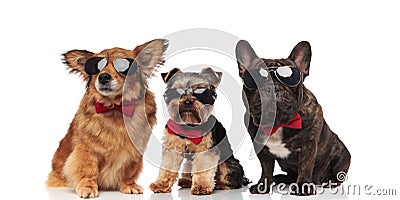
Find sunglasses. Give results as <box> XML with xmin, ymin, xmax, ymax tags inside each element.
<box><xmin>163</xmin><ymin>86</ymin><xmax>217</xmax><ymax>105</ymax></box>
<box><xmin>84</xmin><ymin>57</ymin><xmax>138</xmax><ymax>76</ymax></box>
<box><xmin>242</xmin><ymin>66</ymin><xmax>302</xmax><ymax>89</ymax></box>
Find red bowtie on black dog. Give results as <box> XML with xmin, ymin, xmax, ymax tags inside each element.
<box><xmin>236</xmin><ymin>40</ymin><xmax>351</xmax><ymax>196</ymax></box>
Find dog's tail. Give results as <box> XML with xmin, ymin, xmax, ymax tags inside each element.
<box><xmin>220</xmin><ymin>156</ymin><xmax>252</xmax><ymax>188</ymax></box>
<box><xmin>242</xmin><ymin>176</ymin><xmax>252</xmax><ymax>186</ymax></box>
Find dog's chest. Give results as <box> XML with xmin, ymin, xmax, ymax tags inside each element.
<box><xmin>266</xmin><ymin>128</ymin><xmax>291</xmax><ymax>158</ymax></box>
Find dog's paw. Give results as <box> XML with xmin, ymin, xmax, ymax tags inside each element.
<box><xmin>149</xmin><ymin>181</ymin><xmax>172</xmax><ymax>193</ymax></box>
<box><xmin>191</xmin><ymin>185</ymin><xmax>213</xmax><ymax>195</ymax></box>
<box><xmin>215</xmin><ymin>183</ymin><xmax>231</xmax><ymax>190</ymax></box>
<box><xmin>120</xmin><ymin>183</ymin><xmax>143</xmax><ymax>194</ymax></box>
<box><xmin>178</xmin><ymin>178</ymin><xmax>192</xmax><ymax>188</ymax></box>
<box><xmin>249</xmin><ymin>182</ymin><xmax>270</xmax><ymax>194</ymax></box>
<box><xmin>274</xmin><ymin>174</ymin><xmax>297</xmax><ymax>184</ymax></box>
<box><xmin>290</xmin><ymin>182</ymin><xmax>316</xmax><ymax>196</ymax></box>
<box><xmin>76</xmin><ymin>178</ymin><xmax>99</xmax><ymax>198</ymax></box>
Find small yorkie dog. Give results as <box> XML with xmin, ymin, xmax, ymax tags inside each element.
<box><xmin>149</xmin><ymin>67</ymin><xmax>249</xmax><ymax>195</ymax></box>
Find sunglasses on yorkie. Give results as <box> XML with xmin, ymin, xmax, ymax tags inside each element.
<box><xmin>163</xmin><ymin>86</ymin><xmax>217</xmax><ymax>105</ymax></box>
<box><xmin>84</xmin><ymin>57</ymin><xmax>138</xmax><ymax>76</ymax></box>
<box><xmin>242</xmin><ymin>66</ymin><xmax>303</xmax><ymax>89</ymax></box>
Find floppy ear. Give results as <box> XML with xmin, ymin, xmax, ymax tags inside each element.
<box><xmin>288</xmin><ymin>41</ymin><xmax>312</xmax><ymax>77</ymax></box>
<box><xmin>161</xmin><ymin>68</ymin><xmax>181</xmax><ymax>83</ymax></box>
<box><xmin>200</xmin><ymin>67</ymin><xmax>223</xmax><ymax>87</ymax></box>
<box><xmin>235</xmin><ymin>40</ymin><xmax>260</xmax><ymax>77</ymax></box>
<box><xmin>133</xmin><ymin>39</ymin><xmax>169</xmax><ymax>78</ymax></box>
<box><xmin>63</xmin><ymin>50</ymin><xmax>94</xmax><ymax>81</ymax></box>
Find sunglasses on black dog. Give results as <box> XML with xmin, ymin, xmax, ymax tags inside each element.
<box><xmin>163</xmin><ymin>86</ymin><xmax>217</xmax><ymax>105</ymax></box>
<box><xmin>85</xmin><ymin>57</ymin><xmax>138</xmax><ymax>76</ymax></box>
<box><xmin>242</xmin><ymin>66</ymin><xmax>303</xmax><ymax>89</ymax></box>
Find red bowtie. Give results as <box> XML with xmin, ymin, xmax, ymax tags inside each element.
<box><xmin>261</xmin><ymin>113</ymin><xmax>302</xmax><ymax>136</ymax></box>
<box><xmin>166</xmin><ymin>119</ymin><xmax>203</xmax><ymax>145</ymax></box>
<box><xmin>94</xmin><ymin>100</ymin><xmax>135</xmax><ymax>117</ymax></box>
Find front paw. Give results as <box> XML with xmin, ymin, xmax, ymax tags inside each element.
<box><xmin>76</xmin><ymin>178</ymin><xmax>99</xmax><ymax>198</ymax></box>
<box><xmin>149</xmin><ymin>181</ymin><xmax>172</xmax><ymax>193</ymax></box>
<box><xmin>249</xmin><ymin>182</ymin><xmax>270</xmax><ymax>194</ymax></box>
<box><xmin>120</xmin><ymin>183</ymin><xmax>143</xmax><ymax>194</ymax></box>
<box><xmin>290</xmin><ymin>182</ymin><xmax>316</xmax><ymax>196</ymax></box>
<box><xmin>274</xmin><ymin>174</ymin><xmax>297</xmax><ymax>184</ymax></box>
<box><xmin>191</xmin><ymin>185</ymin><xmax>213</xmax><ymax>195</ymax></box>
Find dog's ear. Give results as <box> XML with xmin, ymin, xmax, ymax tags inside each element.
<box><xmin>63</xmin><ymin>50</ymin><xmax>94</xmax><ymax>81</ymax></box>
<box><xmin>200</xmin><ymin>67</ymin><xmax>223</xmax><ymax>87</ymax></box>
<box><xmin>133</xmin><ymin>39</ymin><xmax>169</xmax><ymax>79</ymax></box>
<box><xmin>288</xmin><ymin>41</ymin><xmax>312</xmax><ymax>77</ymax></box>
<box><xmin>161</xmin><ymin>68</ymin><xmax>181</xmax><ymax>83</ymax></box>
<box><xmin>235</xmin><ymin>40</ymin><xmax>260</xmax><ymax>77</ymax></box>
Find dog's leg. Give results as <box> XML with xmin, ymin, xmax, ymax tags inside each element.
<box><xmin>190</xmin><ymin>151</ymin><xmax>219</xmax><ymax>195</ymax></box>
<box><xmin>178</xmin><ymin>159</ymin><xmax>192</xmax><ymax>188</ymax></box>
<box><xmin>47</xmin><ymin>130</ymin><xmax>74</xmax><ymax>187</ymax></box>
<box><xmin>119</xmin><ymin>159</ymin><xmax>143</xmax><ymax>194</ymax></box>
<box><xmin>150</xmin><ymin>148</ymin><xmax>184</xmax><ymax>193</ymax></box>
<box><xmin>249</xmin><ymin>147</ymin><xmax>275</xmax><ymax>194</ymax></box>
<box><xmin>286</xmin><ymin>125</ymin><xmax>321</xmax><ymax>196</ymax></box>
<box><xmin>325</xmin><ymin>147</ymin><xmax>351</xmax><ymax>187</ymax></box>
<box><xmin>294</xmin><ymin>145</ymin><xmax>318</xmax><ymax>196</ymax></box>
<box><xmin>63</xmin><ymin>147</ymin><xmax>99</xmax><ymax>198</ymax></box>
<box><xmin>274</xmin><ymin>160</ymin><xmax>298</xmax><ymax>184</ymax></box>
<box><xmin>274</xmin><ymin>173</ymin><xmax>298</xmax><ymax>184</ymax></box>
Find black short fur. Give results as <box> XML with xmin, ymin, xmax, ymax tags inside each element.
<box><xmin>210</xmin><ymin>117</ymin><xmax>250</xmax><ymax>188</ymax></box>
<box><xmin>236</xmin><ymin>40</ymin><xmax>351</xmax><ymax>196</ymax></box>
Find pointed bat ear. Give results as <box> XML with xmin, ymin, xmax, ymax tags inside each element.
<box><xmin>63</xmin><ymin>49</ymin><xmax>94</xmax><ymax>81</ymax></box>
<box><xmin>161</xmin><ymin>68</ymin><xmax>181</xmax><ymax>83</ymax></box>
<box><xmin>200</xmin><ymin>67</ymin><xmax>223</xmax><ymax>87</ymax></box>
<box><xmin>235</xmin><ymin>40</ymin><xmax>260</xmax><ymax>77</ymax></box>
<box><xmin>288</xmin><ymin>41</ymin><xmax>312</xmax><ymax>77</ymax></box>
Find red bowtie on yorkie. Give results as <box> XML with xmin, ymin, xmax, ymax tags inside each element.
<box><xmin>149</xmin><ymin>67</ymin><xmax>249</xmax><ymax>195</ymax></box>
<box><xmin>46</xmin><ymin>39</ymin><xmax>168</xmax><ymax>198</ymax></box>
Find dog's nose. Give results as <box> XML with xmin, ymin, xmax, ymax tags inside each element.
<box><xmin>183</xmin><ymin>100</ymin><xmax>193</xmax><ymax>108</ymax></box>
<box><xmin>98</xmin><ymin>73</ymin><xmax>112</xmax><ymax>84</ymax></box>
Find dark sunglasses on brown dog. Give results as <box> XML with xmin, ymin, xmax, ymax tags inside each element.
<box><xmin>85</xmin><ymin>57</ymin><xmax>138</xmax><ymax>76</ymax></box>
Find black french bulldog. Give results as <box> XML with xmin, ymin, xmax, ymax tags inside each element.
<box><xmin>235</xmin><ymin>40</ymin><xmax>351</xmax><ymax>196</ymax></box>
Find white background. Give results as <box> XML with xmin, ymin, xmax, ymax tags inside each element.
<box><xmin>1</xmin><ymin>0</ymin><xmax>399</xmax><ymax>199</ymax></box>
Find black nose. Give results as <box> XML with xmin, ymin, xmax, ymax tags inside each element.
<box><xmin>98</xmin><ymin>73</ymin><xmax>112</xmax><ymax>84</ymax></box>
<box><xmin>183</xmin><ymin>100</ymin><xmax>193</xmax><ymax>108</ymax></box>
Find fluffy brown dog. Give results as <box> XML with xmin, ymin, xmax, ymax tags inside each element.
<box><xmin>46</xmin><ymin>39</ymin><xmax>168</xmax><ymax>198</ymax></box>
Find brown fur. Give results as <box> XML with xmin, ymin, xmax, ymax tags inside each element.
<box><xmin>149</xmin><ymin>129</ymin><xmax>219</xmax><ymax>195</ymax></box>
<box><xmin>46</xmin><ymin>39</ymin><xmax>168</xmax><ymax>198</ymax></box>
<box><xmin>151</xmin><ymin>68</ymin><xmax>247</xmax><ymax>195</ymax></box>
<box><xmin>150</xmin><ymin>68</ymin><xmax>222</xmax><ymax>195</ymax></box>
<box><xmin>214</xmin><ymin>163</ymin><xmax>231</xmax><ymax>190</ymax></box>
